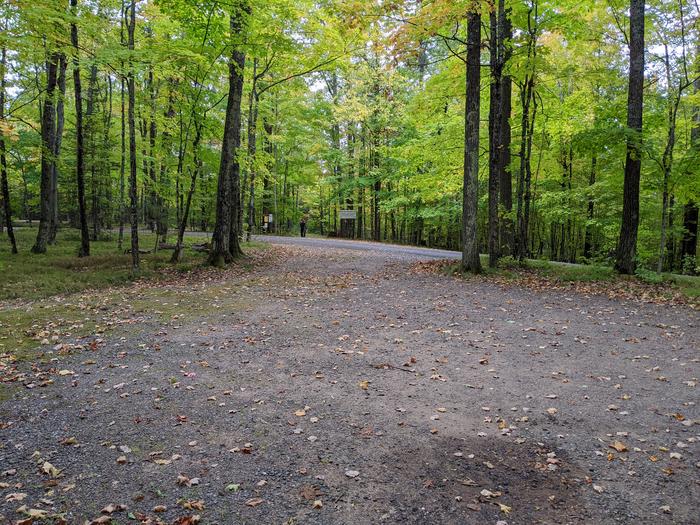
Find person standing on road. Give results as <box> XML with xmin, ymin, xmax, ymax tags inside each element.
<box><xmin>300</xmin><ymin>215</ymin><xmax>308</xmax><ymax>237</ymax></box>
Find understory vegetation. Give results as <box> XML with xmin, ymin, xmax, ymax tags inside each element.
<box><xmin>0</xmin><ymin>0</ymin><xmax>698</xmax><ymax>279</ymax></box>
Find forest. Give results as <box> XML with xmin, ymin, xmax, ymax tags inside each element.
<box><xmin>0</xmin><ymin>0</ymin><xmax>698</xmax><ymax>275</ymax></box>
<box><xmin>2</xmin><ymin>2</ymin><xmax>700</xmax><ymax>522</ymax></box>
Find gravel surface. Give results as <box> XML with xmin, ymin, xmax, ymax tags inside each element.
<box><xmin>1</xmin><ymin>240</ymin><xmax>698</xmax><ymax>525</ymax></box>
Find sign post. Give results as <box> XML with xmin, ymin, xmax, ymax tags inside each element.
<box><xmin>339</xmin><ymin>210</ymin><xmax>356</xmax><ymax>238</ymax></box>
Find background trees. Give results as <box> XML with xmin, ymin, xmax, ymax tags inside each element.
<box><xmin>0</xmin><ymin>0</ymin><xmax>697</xmax><ymax>275</ymax></box>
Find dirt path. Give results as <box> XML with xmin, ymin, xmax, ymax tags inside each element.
<box><xmin>1</xmin><ymin>243</ymin><xmax>698</xmax><ymax>524</ymax></box>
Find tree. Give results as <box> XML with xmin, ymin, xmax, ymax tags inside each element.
<box><xmin>70</xmin><ymin>0</ymin><xmax>90</xmax><ymax>257</ymax></box>
<box><xmin>514</xmin><ymin>1</ymin><xmax>539</xmax><ymax>262</ymax></box>
<box><xmin>0</xmin><ymin>36</ymin><xmax>17</xmax><ymax>254</ymax></box>
<box><xmin>209</xmin><ymin>2</ymin><xmax>248</xmax><ymax>266</ymax></box>
<box><xmin>499</xmin><ymin>3</ymin><xmax>513</xmax><ymax>256</ymax></box>
<box><xmin>127</xmin><ymin>0</ymin><xmax>139</xmax><ymax>272</ymax></box>
<box><xmin>488</xmin><ymin>0</ymin><xmax>504</xmax><ymax>267</ymax></box>
<box><xmin>615</xmin><ymin>0</ymin><xmax>645</xmax><ymax>274</ymax></box>
<box><xmin>32</xmin><ymin>51</ymin><xmax>61</xmax><ymax>254</ymax></box>
<box><xmin>461</xmin><ymin>3</ymin><xmax>481</xmax><ymax>273</ymax></box>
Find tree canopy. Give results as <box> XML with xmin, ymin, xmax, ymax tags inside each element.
<box><xmin>0</xmin><ymin>0</ymin><xmax>698</xmax><ymax>274</ymax></box>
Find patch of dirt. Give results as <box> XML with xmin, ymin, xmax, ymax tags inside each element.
<box><xmin>0</xmin><ymin>243</ymin><xmax>698</xmax><ymax>524</ymax></box>
<box><xmin>367</xmin><ymin>436</ymin><xmax>587</xmax><ymax>524</ymax></box>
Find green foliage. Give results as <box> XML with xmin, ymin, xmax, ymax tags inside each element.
<box><xmin>0</xmin><ymin>0</ymin><xmax>698</xmax><ymax>284</ymax></box>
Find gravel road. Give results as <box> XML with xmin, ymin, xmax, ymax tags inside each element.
<box><xmin>0</xmin><ymin>240</ymin><xmax>697</xmax><ymax>524</ymax></box>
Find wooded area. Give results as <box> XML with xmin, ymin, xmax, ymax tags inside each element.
<box><xmin>0</xmin><ymin>0</ymin><xmax>698</xmax><ymax>275</ymax></box>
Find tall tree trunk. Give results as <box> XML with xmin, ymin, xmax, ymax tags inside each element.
<box><xmin>515</xmin><ymin>6</ymin><xmax>537</xmax><ymax>261</ymax></box>
<box><xmin>245</xmin><ymin>62</ymin><xmax>259</xmax><ymax>241</ymax></box>
<box><xmin>615</xmin><ymin>0</ymin><xmax>645</xmax><ymax>274</ymax></box>
<box><xmin>70</xmin><ymin>0</ymin><xmax>90</xmax><ymax>257</ymax></box>
<box><xmin>32</xmin><ymin>52</ymin><xmax>60</xmax><ymax>253</ymax></box>
<box><xmin>86</xmin><ymin>63</ymin><xmax>99</xmax><ymax>240</ymax></box>
<box><xmin>522</xmin><ymin>89</ymin><xmax>537</xmax><ymax>258</ymax></box>
<box><xmin>461</xmin><ymin>6</ymin><xmax>481</xmax><ymax>273</ymax></box>
<box><xmin>118</xmin><ymin>1</ymin><xmax>126</xmax><ymax>250</ymax></box>
<box><xmin>127</xmin><ymin>0</ymin><xmax>139</xmax><ymax>272</ymax></box>
<box><xmin>0</xmin><ymin>42</ymin><xmax>17</xmax><ymax>253</ymax></box>
<box><xmin>226</xmin><ymin>30</ymin><xmax>246</xmax><ymax>258</ymax></box>
<box><xmin>103</xmin><ymin>73</ymin><xmax>113</xmax><ymax>230</ymax></box>
<box><xmin>210</xmin><ymin>4</ymin><xmax>247</xmax><ymax>265</ymax></box>
<box><xmin>48</xmin><ymin>55</ymin><xmax>66</xmax><ymax>244</ymax></box>
<box><xmin>488</xmin><ymin>1</ymin><xmax>503</xmax><ymax>267</ymax></box>
<box><xmin>515</xmin><ymin>80</ymin><xmax>533</xmax><ymax>260</ymax></box>
<box><xmin>498</xmin><ymin>3</ymin><xmax>513</xmax><ymax>256</ymax></box>
<box><xmin>583</xmin><ymin>154</ymin><xmax>596</xmax><ymax>259</ymax></box>
<box><xmin>681</xmin><ymin>48</ymin><xmax>700</xmax><ymax>271</ymax></box>
<box><xmin>147</xmin><ymin>67</ymin><xmax>158</xmax><ymax>247</ymax></box>
<box><xmin>172</xmin><ymin>123</ymin><xmax>202</xmax><ymax>263</ymax></box>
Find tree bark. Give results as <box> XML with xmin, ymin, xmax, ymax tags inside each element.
<box><xmin>498</xmin><ymin>3</ymin><xmax>513</xmax><ymax>256</ymax></box>
<box><xmin>48</xmin><ymin>54</ymin><xmax>66</xmax><ymax>244</ymax></box>
<box><xmin>583</xmin><ymin>154</ymin><xmax>596</xmax><ymax>259</ymax></box>
<box><xmin>615</xmin><ymin>0</ymin><xmax>645</xmax><ymax>274</ymax></box>
<box><xmin>488</xmin><ymin>1</ymin><xmax>503</xmax><ymax>267</ymax></box>
<box><xmin>227</xmin><ymin>38</ymin><xmax>246</xmax><ymax>258</ymax></box>
<box><xmin>0</xmin><ymin>42</ymin><xmax>17</xmax><ymax>253</ymax></box>
<box><xmin>147</xmin><ymin>67</ymin><xmax>158</xmax><ymax>246</ymax></box>
<box><xmin>515</xmin><ymin>5</ymin><xmax>537</xmax><ymax>262</ymax></box>
<box><xmin>70</xmin><ymin>0</ymin><xmax>90</xmax><ymax>257</ymax></box>
<box><xmin>127</xmin><ymin>0</ymin><xmax>140</xmax><ymax>272</ymax></box>
<box><xmin>245</xmin><ymin>60</ymin><xmax>259</xmax><ymax>241</ymax></box>
<box><xmin>210</xmin><ymin>4</ymin><xmax>247</xmax><ymax>265</ymax></box>
<box><xmin>32</xmin><ymin>52</ymin><xmax>60</xmax><ymax>253</ymax></box>
<box><xmin>0</xmin><ymin>46</ymin><xmax>16</xmax><ymax>253</ymax></box>
<box><xmin>461</xmin><ymin>7</ymin><xmax>482</xmax><ymax>273</ymax></box>
<box><xmin>118</xmin><ymin>0</ymin><xmax>126</xmax><ymax>250</ymax></box>
<box><xmin>86</xmin><ymin>63</ymin><xmax>99</xmax><ymax>240</ymax></box>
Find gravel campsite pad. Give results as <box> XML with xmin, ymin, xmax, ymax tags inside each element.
<box><xmin>1</xmin><ymin>239</ymin><xmax>698</xmax><ymax>524</ymax></box>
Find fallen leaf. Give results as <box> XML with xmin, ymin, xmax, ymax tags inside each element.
<box><xmin>173</xmin><ymin>517</ymin><xmax>201</xmax><ymax>525</ymax></box>
<box><xmin>610</xmin><ymin>441</ymin><xmax>627</xmax><ymax>453</ymax></box>
<box><xmin>42</xmin><ymin>461</ymin><xmax>61</xmax><ymax>477</ymax></box>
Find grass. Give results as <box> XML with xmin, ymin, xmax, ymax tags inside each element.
<box><xmin>0</xmin><ymin>226</ymin><xmax>267</xmax><ymax>364</ymax></box>
<box><xmin>446</xmin><ymin>255</ymin><xmax>700</xmax><ymax>303</ymax></box>
<box><xmin>0</xmin><ymin>227</ymin><xmax>266</xmax><ymax>301</ymax></box>
<box><xmin>0</xmin><ymin>227</ymin><xmax>209</xmax><ymax>301</ymax></box>
<box><xmin>521</xmin><ymin>259</ymin><xmax>616</xmax><ymax>282</ymax></box>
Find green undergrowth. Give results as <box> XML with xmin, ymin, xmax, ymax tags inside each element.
<box><xmin>446</xmin><ymin>256</ymin><xmax>700</xmax><ymax>303</ymax></box>
<box><xmin>0</xmin><ymin>227</ymin><xmax>268</xmax><ymax>363</ymax></box>
<box><xmin>0</xmin><ymin>227</ymin><xmax>267</xmax><ymax>301</ymax></box>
